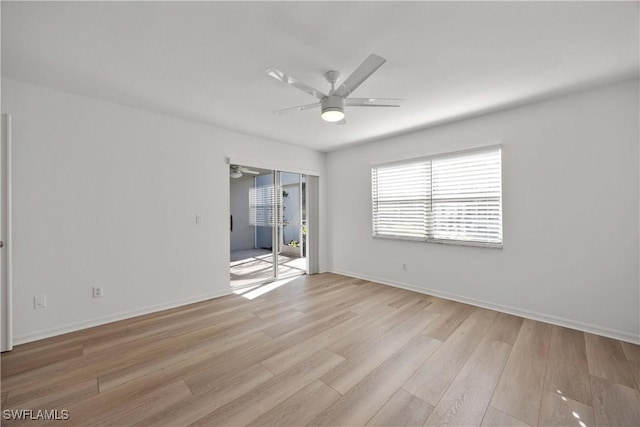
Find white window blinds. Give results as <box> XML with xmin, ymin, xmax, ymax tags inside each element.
<box><xmin>249</xmin><ymin>184</ymin><xmax>283</xmax><ymax>227</ymax></box>
<box><xmin>371</xmin><ymin>146</ymin><xmax>502</xmax><ymax>247</ymax></box>
<box><xmin>371</xmin><ymin>162</ymin><xmax>431</xmax><ymax>240</ymax></box>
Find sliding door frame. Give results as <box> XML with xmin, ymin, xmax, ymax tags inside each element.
<box><xmin>228</xmin><ymin>158</ymin><xmax>319</xmax><ymax>287</ymax></box>
<box><xmin>273</xmin><ymin>170</ymin><xmax>306</xmax><ymax>281</ymax></box>
<box><xmin>272</xmin><ymin>170</ymin><xmax>279</xmax><ymax>280</ymax></box>
<box><xmin>1</xmin><ymin>114</ymin><xmax>13</xmax><ymax>352</ymax></box>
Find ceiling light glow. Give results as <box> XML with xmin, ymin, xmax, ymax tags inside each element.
<box><xmin>321</xmin><ymin>108</ymin><xmax>344</xmax><ymax>122</ymax></box>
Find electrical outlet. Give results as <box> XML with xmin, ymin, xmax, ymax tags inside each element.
<box><xmin>34</xmin><ymin>295</ymin><xmax>46</xmax><ymax>309</ymax></box>
<box><xmin>93</xmin><ymin>287</ymin><xmax>104</xmax><ymax>298</ymax></box>
<box><xmin>195</xmin><ymin>214</ymin><xmax>202</xmax><ymax>224</ymax></box>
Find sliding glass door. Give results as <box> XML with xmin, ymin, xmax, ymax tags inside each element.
<box><xmin>229</xmin><ymin>167</ymin><xmax>307</xmax><ymax>289</ymax></box>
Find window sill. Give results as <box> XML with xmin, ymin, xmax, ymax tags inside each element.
<box><xmin>372</xmin><ymin>234</ymin><xmax>503</xmax><ymax>249</ymax></box>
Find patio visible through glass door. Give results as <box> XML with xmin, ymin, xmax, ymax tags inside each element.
<box><xmin>275</xmin><ymin>172</ymin><xmax>307</xmax><ymax>279</ymax></box>
<box><xmin>229</xmin><ymin>167</ymin><xmax>307</xmax><ymax>289</ymax></box>
<box><xmin>230</xmin><ymin>168</ymin><xmax>275</xmax><ymax>288</ymax></box>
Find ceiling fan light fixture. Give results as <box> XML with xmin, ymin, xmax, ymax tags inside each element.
<box><xmin>321</xmin><ymin>108</ymin><xmax>344</xmax><ymax>122</ymax></box>
<box><xmin>321</xmin><ymin>96</ymin><xmax>345</xmax><ymax>122</ymax></box>
<box><xmin>268</xmin><ymin>54</ymin><xmax>401</xmax><ymax>124</ymax></box>
<box><xmin>230</xmin><ymin>170</ymin><xmax>242</xmax><ymax>178</ymax></box>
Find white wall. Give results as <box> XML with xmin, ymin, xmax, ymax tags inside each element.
<box><xmin>327</xmin><ymin>79</ymin><xmax>640</xmax><ymax>343</ymax></box>
<box><xmin>230</xmin><ymin>174</ymin><xmax>256</xmax><ymax>252</ymax></box>
<box><xmin>1</xmin><ymin>78</ymin><xmax>326</xmax><ymax>344</ymax></box>
<box><xmin>4</xmin><ymin>77</ymin><xmax>637</xmax><ymax>345</ymax></box>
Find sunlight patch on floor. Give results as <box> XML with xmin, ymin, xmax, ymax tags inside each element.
<box><xmin>234</xmin><ymin>276</ymin><xmax>300</xmax><ymax>300</ymax></box>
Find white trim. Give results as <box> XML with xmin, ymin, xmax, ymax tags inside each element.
<box><xmin>13</xmin><ymin>289</ymin><xmax>231</xmax><ymax>345</ymax></box>
<box><xmin>6</xmin><ymin>115</ymin><xmax>12</xmax><ymax>351</ymax></box>
<box><xmin>228</xmin><ymin>157</ymin><xmax>320</xmax><ymax>178</ymax></box>
<box><xmin>372</xmin><ymin>234</ymin><xmax>503</xmax><ymax>249</ymax></box>
<box><xmin>370</xmin><ymin>143</ymin><xmax>503</xmax><ymax>168</ymax></box>
<box><xmin>306</xmin><ymin>176</ymin><xmax>320</xmax><ymax>274</ymax></box>
<box><xmin>1</xmin><ymin>114</ymin><xmax>12</xmax><ymax>352</ymax></box>
<box><xmin>330</xmin><ymin>268</ymin><xmax>640</xmax><ymax>345</ymax></box>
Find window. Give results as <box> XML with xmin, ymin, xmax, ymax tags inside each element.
<box><xmin>249</xmin><ymin>183</ymin><xmax>283</xmax><ymax>227</ymax></box>
<box><xmin>371</xmin><ymin>146</ymin><xmax>502</xmax><ymax>247</ymax></box>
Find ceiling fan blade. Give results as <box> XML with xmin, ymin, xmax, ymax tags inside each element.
<box><xmin>334</xmin><ymin>54</ymin><xmax>387</xmax><ymax>98</ymax></box>
<box><xmin>345</xmin><ymin>98</ymin><xmax>403</xmax><ymax>107</ymax></box>
<box><xmin>241</xmin><ymin>169</ymin><xmax>260</xmax><ymax>175</ymax></box>
<box><xmin>273</xmin><ymin>103</ymin><xmax>320</xmax><ymax>115</ymax></box>
<box><xmin>266</xmin><ymin>68</ymin><xmax>327</xmax><ymax>100</ymax></box>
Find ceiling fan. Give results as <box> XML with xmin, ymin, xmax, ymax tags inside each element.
<box><xmin>230</xmin><ymin>165</ymin><xmax>260</xmax><ymax>179</ymax></box>
<box><xmin>267</xmin><ymin>54</ymin><xmax>403</xmax><ymax>124</ymax></box>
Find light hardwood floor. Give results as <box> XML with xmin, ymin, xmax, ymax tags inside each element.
<box><xmin>1</xmin><ymin>273</ymin><xmax>639</xmax><ymax>426</ymax></box>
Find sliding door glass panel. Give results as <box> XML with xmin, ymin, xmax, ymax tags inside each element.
<box><xmin>230</xmin><ymin>172</ymin><xmax>276</xmax><ymax>288</ymax></box>
<box><xmin>276</xmin><ymin>172</ymin><xmax>307</xmax><ymax>279</ymax></box>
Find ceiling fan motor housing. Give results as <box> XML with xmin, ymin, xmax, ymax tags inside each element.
<box><xmin>321</xmin><ymin>95</ymin><xmax>345</xmax><ymax>115</ymax></box>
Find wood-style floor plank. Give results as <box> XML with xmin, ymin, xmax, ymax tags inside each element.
<box><xmin>628</xmin><ymin>360</ymin><xmax>640</xmax><ymax>393</ymax></box>
<box><xmin>1</xmin><ymin>273</ymin><xmax>637</xmax><ymax>427</ymax></box>
<box><xmin>96</xmin><ymin>313</ymin><xmax>287</xmax><ymax>392</ymax></box>
<box><xmin>180</xmin><ymin>311</ymin><xmax>357</xmax><ymax>397</ymax></box>
<box><xmin>621</xmin><ymin>341</ymin><xmax>640</xmax><ymax>364</ymax></box>
<box><xmin>291</xmin><ymin>283</ymin><xmax>364</xmax><ymax>315</ymax></box>
<box><xmin>481</xmin><ymin>406</ymin><xmax>531</xmax><ymax>427</ymax></box>
<box><xmin>1</xmin><ymin>331</ymin><xmax>179</xmax><ymax>401</ymax></box>
<box><xmin>365</xmin><ymin>389</ymin><xmax>433</xmax><ymax>427</ymax></box>
<box><xmin>482</xmin><ymin>312</ymin><xmax>523</xmax><ymax>345</ymax></box>
<box><xmin>262</xmin><ymin>294</ymin><xmax>358</xmax><ymax>338</ymax></box>
<box><xmin>423</xmin><ymin>336</ymin><xmax>512</xmax><ymax>426</ymax></box>
<box><xmin>543</xmin><ymin>326</ymin><xmax>592</xmax><ymax>405</ymax></box>
<box><xmin>260</xmin><ymin>293</ymin><xmax>408</xmax><ymax>377</ymax></box>
<box><xmin>246</xmin><ymin>380</ymin><xmax>340</xmax><ymax>427</ymax></box>
<box><xmin>421</xmin><ymin>300</ymin><xmax>476</xmax><ymax>341</ymax></box>
<box><xmin>621</xmin><ymin>341</ymin><xmax>640</xmax><ymax>391</ymax></box>
<box><xmin>2</xmin><ymin>311</ymin><xmax>266</xmax><ymax>396</ymax></box>
<box><xmin>591</xmin><ymin>375</ymin><xmax>640</xmax><ymax>427</ymax></box>
<box><xmin>402</xmin><ymin>308</ymin><xmax>498</xmax><ymax>405</ymax></box>
<box><xmin>490</xmin><ymin>319</ymin><xmax>552</xmax><ymax>426</ymax></box>
<box><xmin>189</xmin><ymin>349</ymin><xmax>344</xmax><ymax>426</ymax></box>
<box><xmin>82</xmin><ymin>329</ymin><xmax>170</xmax><ymax>355</ymax></box>
<box><xmin>327</xmin><ymin>298</ymin><xmax>431</xmax><ymax>358</ymax></box>
<box><xmin>3</xmin><ymin>378</ymin><xmax>98</xmax><ymax>414</ymax></box>
<box><xmin>386</xmin><ymin>290</ymin><xmax>425</xmax><ymax>309</ymax></box>
<box><xmin>134</xmin><ymin>363</ymin><xmax>275</xmax><ymax>426</ymax></box>
<box><xmin>321</xmin><ymin>310</ymin><xmax>439</xmax><ymax>394</ymax></box>
<box><xmin>96</xmin><ymin>316</ymin><xmax>259</xmax><ymax>391</ymax></box>
<box><xmin>585</xmin><ymin>333</ymin><xmax>636</xmax><ymax>389</ymax></box>
<box><xmin>248</xmin><ymin>276</ymin><xmax>356</xmax><ymax>319</ymax></box>
<box><xmin>0</xmin><ymin>344</ymin><xmax>84</xmax><ymax>378</ymax></box>
<box><xmin>308</xmin><ymin>334</ymin><xmax>442</xmax><ymax>427</ymax></box>
<box><xmin>537</xmin><ymin>390</ymin><xmax>594</xmax><ymax>427</ymax></box>
<box><xmin>84</xmin><ymin>380</ymin><xmax>192</xmax><ymax>427</ymax></box>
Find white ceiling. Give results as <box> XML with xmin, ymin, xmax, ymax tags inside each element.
<box><xmin>2</xmin><ymin>1</ymin><xmax>638</xmax><ymax>152</ymax></box>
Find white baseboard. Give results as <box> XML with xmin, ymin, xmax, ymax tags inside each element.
<box><xmin>13</xmin><ymin>289</ymin><xmax>232</xmax><ymax>345</ymax></box>
<box><xmin>330</xmin><ymin>269</ymin><xmax>640</xmax><ymax>345</ymax></box>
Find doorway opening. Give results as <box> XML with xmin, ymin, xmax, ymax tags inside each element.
<box><xmin>230</xmin><ymin>167</ymin><xmax>308</xmax><ymax>289</ymax></box>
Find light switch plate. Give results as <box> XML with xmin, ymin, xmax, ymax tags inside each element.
<box><xmin>34</xmin><ymin>295</ymin><xmax>46</xmax><ymax>309</ymax></box>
